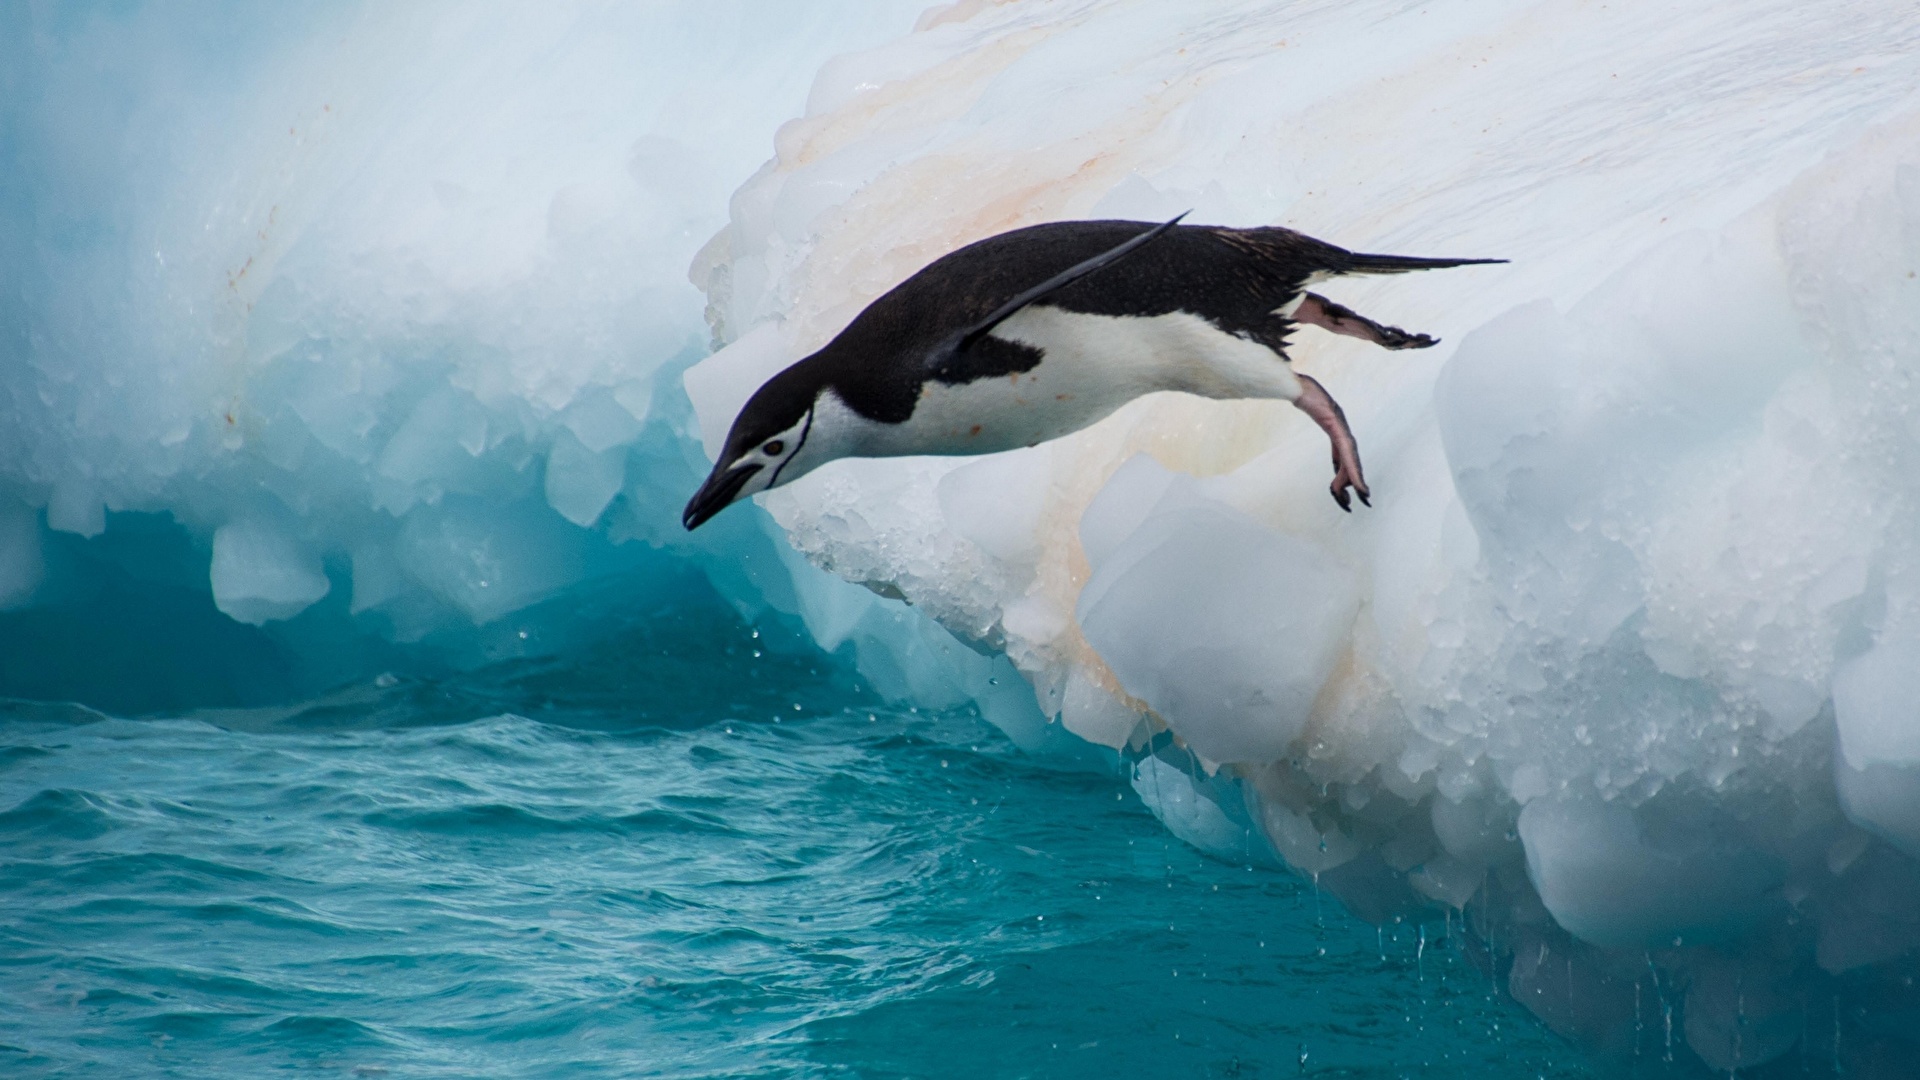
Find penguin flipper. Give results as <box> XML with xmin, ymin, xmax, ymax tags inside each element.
<box><xmin>954</xmin><ymin>212</ymin><xmax>1188</xmax><ymax>353</ymax></box>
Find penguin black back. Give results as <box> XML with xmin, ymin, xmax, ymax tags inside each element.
<box><xmin>800</xmin><ymin>221</ymin><xmax>1498</xmax><ymax>424</ymax></box>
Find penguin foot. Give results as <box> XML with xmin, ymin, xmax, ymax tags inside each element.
<box><xmin>1331</xmin><ymin>466</ymin><xmax>1371</xmax><ymax>513</ymax></box>
<box><xmin>1295</xmin><ymin>293</ymin><xmax>1436</xmax><ymax>351</ymax></box>
<box><xmin>1293</xmin><ymin>374</ymin><xmax>1371</xmax><ymax>513</ymax></box>
<box><xmin>1372</xmin><ymin>324</ymin><xmax>1439</xmax><ymax>350</ymax></box>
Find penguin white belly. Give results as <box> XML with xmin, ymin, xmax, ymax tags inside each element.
<box><xmin>865</xmin><ymin>306</ymin><xmax>1303</xmax><ymax>458</ymax></box>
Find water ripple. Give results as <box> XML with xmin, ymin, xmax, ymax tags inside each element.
<box><xmin>0</xmin><ymin>789</ymin><xmax>116</xmax><ymax>840</ymax></box>
<box><xmin>0</xmin><ymin>696</ymin><xmax>1596</xmax><ymax>1078</ymax></box>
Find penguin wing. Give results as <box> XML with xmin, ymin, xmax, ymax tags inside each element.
<box><xmin>951</xmin><ymin>211</ymin><xmax>1188</xmax><ymax>353</ymax></box>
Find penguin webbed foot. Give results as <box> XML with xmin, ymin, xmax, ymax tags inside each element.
<box><xmin>1296</xmin><ymin>293</ymin><xmax>1437</xmax><ymax>351</ymax></box>
<box><xmin>1374</xmin><ymin>325</ymin><xmax>1439</xmax><ymax>350</ymax></box>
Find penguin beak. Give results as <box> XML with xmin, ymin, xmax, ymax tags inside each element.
<box><xmin>682</xmin><ymin>462</ymin><xmax>763</xmax><ymax>531</ymax></box>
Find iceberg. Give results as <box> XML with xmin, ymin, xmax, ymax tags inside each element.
<box><xmin>0</xmin><ymin>0</ymin><xmax>932</xmax><ymax>681</ymax></box>
<box><xmin>683</xmin><ymin>0</ymin><xmax>1920</xmax><ymax>1071</ymax></box>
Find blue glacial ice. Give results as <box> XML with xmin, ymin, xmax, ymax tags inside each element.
<box><xmin>8</xmin><ymin>0</ymin><xmax>1920</xmax><ymax>1072</ymax></box>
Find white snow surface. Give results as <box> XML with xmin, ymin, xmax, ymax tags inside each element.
<box><xmin>682</xmin><ymin>0</ymin><xmax>1920</xmax><ymax>1068</ymax></box>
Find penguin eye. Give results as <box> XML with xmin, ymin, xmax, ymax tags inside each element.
<box><xmin>762</xmin><ymin>440</ymin><xmax>785</xmax><ymax>456</ymax></box>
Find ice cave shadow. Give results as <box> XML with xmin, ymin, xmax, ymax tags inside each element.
<box><xmin>0</xmin><ymin>510</ymin><xmax>872</xmax><ymax>732</ymax></box>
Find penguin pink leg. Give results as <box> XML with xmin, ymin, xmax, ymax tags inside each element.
<box><xmin>1296</xmin><ymin>293</ymin><xmax>1437</xmax><ymax>350</ymax></box>
<box><xmin>1292</xmin><ymin>374</ymin><xmax>1369</xmax><ymax>511</ymax></box>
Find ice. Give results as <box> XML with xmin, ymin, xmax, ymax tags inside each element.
<box><xmin>1131</xmin><ymin>751</ymin><xmax>1277</xmax><ymax>867</ymax></box>
<box><xmin>545</xmin><ymin>429</ymin><xmax>627</xmax><ymax>528</ymax></box>
<box><xmin>1</xmin><ymin>0</ymin><xmax>930</xmax><ymax>658</ymax></box>
<box><xmin>1834</xmin><ymin>620</ymin><xmax>1920</xmax><ymax>857</ymax></box>
<box><xmin>684</xmin><ymin>0</ymin><xmax>1920</xmax><ymax>1067</ymax></box>
<box><xmin>210</xmin><ymin>518</ymin><xmax>331</xmax><ymax>626</ymax></box>
<box><xmin>1517</xmin><ymin>791</ymin><xmax>1782</xmax><ymax>949</ymax></box>
<box><xmin>935</xmin><ymin>447</ymin><xmax>1052</xmax><ymax>567</ymax></box>
<box><xmin>0</xmin><ymin>502</ymin><xmax>46</xmax><ymax>610</ymax></box>
<box><xmin>46</xmin><ymin>481</ymin><xmax>105</xmax><ymax>538</ymax></box>
<box><xmin>1077</xmin><ymin>462</ymin><xmax>1359</xmax><ymax>765</ymax></box>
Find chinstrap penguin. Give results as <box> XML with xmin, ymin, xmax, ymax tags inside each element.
<box><xmin>683</xmin><ymin>215</ymin><xmax>1502</xmax><ymax>530</ymax></box>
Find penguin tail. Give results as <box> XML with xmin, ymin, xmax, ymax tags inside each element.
<box><xmin>1336</xmin><ymin>251</ymin><xmax>1508</xmax><ymax>275</ymax></box>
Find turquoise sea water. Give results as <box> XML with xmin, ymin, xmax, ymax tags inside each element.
<box><xmin>0</xmin><ymin>604</ymin><xmax>1602</xmax><ymax>1078</ymax></box>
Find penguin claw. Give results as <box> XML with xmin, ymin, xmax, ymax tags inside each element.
<box><xmin>1377</xmin><ymin>326</ymin><xmax>1437</xmax><ymax>350</ymax></box>
<box><xmin>1330</xmin><ymin>472</ymin><xmax>1369</xmax><ymax>512</ymax></box>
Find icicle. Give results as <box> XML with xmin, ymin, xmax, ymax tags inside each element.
<box><xmin>1733</xmin><ymin>975</ymin><xmax>1745</xmax><ymax>1076</ymax></box>
<box><xmin>1634</xmin><ymin>979</ymin><xmax>1643</xmax><ymax>1058</ymax></box>
<box><xmin>1833</xmin><ymin>995</ymin><xmax>1843</xmax><ymax>1076</ymax></box>
<box><xmin>1566</xmin><ymin>955</ymin><xmax>1574</xmax><ymax>1022</ymax></box>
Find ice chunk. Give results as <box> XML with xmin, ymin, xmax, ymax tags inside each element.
<box><xmin>0</xmin><ymin>502</ymin><xmax>46</xmax><ymax>610</ymax></box>
<box><xmin>1076</xmin><ymin>453</ymin><xmax>1179</xmax><ymax>574</ymax></box>
<box><xmin>1833</xmin><ymin>621</ymin><xmax>1920</xmax><ymax>772</ymax></box>
<box><xmin>683</xmin><ymin>323</ymin><xmax>793</xmax><ymax>459</ymax></box>
<box><xmin>374</xmin><ymin>388</ymin><xmax>495</xmax><ymax>513</ymax></box>
<box><xmin>1836</xmin><ymin>762</ymin><xmax>1920</xmax><ymax>862</ymax></box>
<box><xmin>397</xmin><ymin>499</ymin><xmax>589</xmax><ymax>625</ymax></box>
<box><xmin>544</xmin><ymin>429</ymin><xmax>627</xmax><ymax>527</ymax></box>
<box><xmin>935</xmin><ymin>446</ymin><xmax>1051</xmax><ymax>566</ymax></box>
<box><xmin>1077</xmin><ymin>477</ymin><xmax>1358</xmax><ymax>765</ymax></box>
<box><xmin>1132</xmin><ymin>752</ymin><xmax>1270</xmax><ymax>864</ymax></box>
<box><xmin>560</xmin><ymin>388</ymin><xmax>647</xmax><ymax>454</ymax></box>
<box><xmin>1429</xmin><ymin>792</ymin><xmax>1521</xmax><ymax>869</ymax></box>
<box><xmin>46</xmin><ymin>481</ymin><xmax>105</xmax><ymax>539</ymax></box>
<box><xmin>1682</xmin><ymin>950</ymin><xmax>1802</xmax><ymax>1072</ymax></box>
<box><xmin>1057</xmin><ymin>668</ymin><xmax>1141</xmax><ymax>749</ymax></box>
<box><xmin>210</xmin><ymin>518</ymin><xmax>331</xmax><ymax>626</ymax></box>
<box><xmin>1832</xmin><ymin>613</ymin><xmax>1920</xmax><ymax>855</ymax></box>
<box><xmin>1518</xmin><ymin>791</ymin><xmax>1783</xmax><ymax>949</ymax></box>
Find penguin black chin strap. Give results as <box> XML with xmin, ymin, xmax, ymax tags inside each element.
<box><xmin>764</xmin><ymin>404</ymin><xmax>814</xmax><ymax>491</ymax></box>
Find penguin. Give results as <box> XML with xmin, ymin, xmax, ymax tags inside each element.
<box><xmin>682</xmin><ymin>214</ymin><xmax>1502</xmax><ymax>530</ymax></box>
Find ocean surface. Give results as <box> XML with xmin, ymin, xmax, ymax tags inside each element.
<box><xmin>0</xmin><ymin>602</ymin><xmax>1604</xmax><ymax>1079</ymax></box>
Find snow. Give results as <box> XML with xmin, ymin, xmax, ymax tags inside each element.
<box><xmin>8</xmin><ymin>0</ymin><xmax>1920</xmax><ymax>1069</ymax></box>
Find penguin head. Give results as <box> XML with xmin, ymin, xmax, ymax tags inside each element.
<box><xmin>682</xmin><ymin>372</ymin><xmax>828</xmax><ymax>531</ymax></box>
